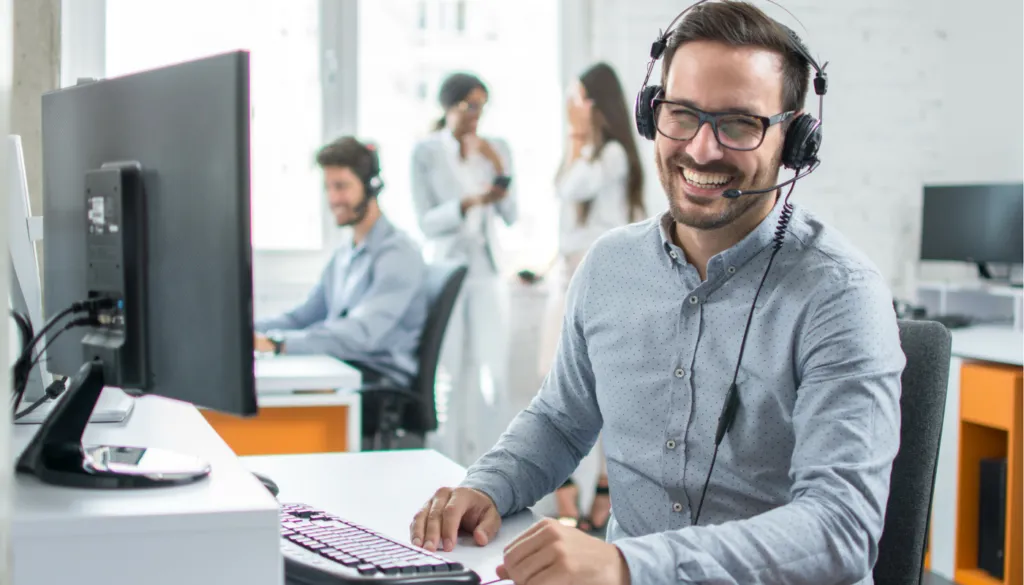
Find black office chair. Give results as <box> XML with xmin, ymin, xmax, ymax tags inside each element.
<box><xmin>874</xmin><ymin>319</ymin><xmax>952</xmax><ymax>585</ymax></box>
<box><xmin>358</xmin><ymin>261</ymin><xmax>467</xmax><ymax>451</ymax></box>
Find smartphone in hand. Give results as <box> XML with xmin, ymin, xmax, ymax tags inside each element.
<box><xmin>493</xmin><ymin>175</ymin><xmax>512</xmax><ymax>189</ymax></box>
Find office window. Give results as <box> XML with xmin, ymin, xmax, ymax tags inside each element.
<box><xmin>358</xmin><ymin>0</ymin><xmax>562</xmax><ymax>270</ymax></box>
<box><xmin>105</xmin><ymin>0</ymin><xmax>325</xmax><ymax>251</ymax></box>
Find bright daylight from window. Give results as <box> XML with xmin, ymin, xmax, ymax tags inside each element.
<box><xmin>106</xmin><ymin>0</ymin><xmax>324</xmax><ymax>251</ymax></box>
<box><xmin>359</xmin><ymin>0</ymin><xmax>562</xmax><ymax>271</ymax></box>
<box><xmin>105</xmin><ymin>0</ymin><xmax>562</xmax><ymax>267</ymax></box>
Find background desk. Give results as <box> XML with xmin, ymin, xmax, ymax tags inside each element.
<box><xmin>203</xmin><ymin>355</ymin><xmax>364</xmax><ymax>455</ymax></box>
<box><xmin>929</xmin><ymin>325</ymin><xmax>1023</xmax><ymax>585</ymax></box>
<box><xmin>244</xmin><ymin>449</ymin><xmax>541</xmax><ymax>584</ymax></box>
<box><xmin>12</xmin><ymin>396</ymin><xmax>280</xmax><ymax>585</ymax></box>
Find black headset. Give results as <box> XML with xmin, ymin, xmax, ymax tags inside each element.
<box><xmin>361</xmin><ymin>143</ymin><xmax>384</xmax><ymax>198</ymax></box>
<box><xmin>634</xmin><ymin>0</ymin><xmax>829</xmax><ymax>171</ymax></box>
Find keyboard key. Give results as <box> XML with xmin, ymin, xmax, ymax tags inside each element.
<box><xmin>356</xmin><ymin>564</ymin><xmax>378</xmax><ymax>575</ymax></box>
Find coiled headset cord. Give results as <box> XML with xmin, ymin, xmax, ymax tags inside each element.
<box><xmin>692</xmin><ymin>181</ymin><xmax>797</xmax><ymax>526</ymax></box>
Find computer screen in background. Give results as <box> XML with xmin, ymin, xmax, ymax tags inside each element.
<box><xmin>18</xmin><ymin>51</ymin><xmax>258</xmax><ymax>489</ymax></box>
<box><xmin>920</xmin><ymin>183</ymin><xmax>1024</xmax><ymax>282</ymax></box>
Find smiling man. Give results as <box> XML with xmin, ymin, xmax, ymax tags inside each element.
<box><xmin>410</xmin><ymin>2</ymin><xmax>904</xmax><ymax>585</ymax></box>
<box><xmin>254</xmin><ymin>136</ymin><xmax>428</xmax><ymax>390</ymax></box>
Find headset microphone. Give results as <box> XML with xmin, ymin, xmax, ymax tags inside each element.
<box><xmin>722</xmin><ymin>160</ymin><xmax>820</xmax><ymax>199</ymax></box>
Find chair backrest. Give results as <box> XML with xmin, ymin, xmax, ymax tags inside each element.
<box><xmin>874</xmin><ymin>319</ymin><xmax>952</xmax><ymax>585</ymax></box>
<box><xmin>407</xmin><ymin>261</ymin><xmax>467</xmax><ymax>433</ymax></box>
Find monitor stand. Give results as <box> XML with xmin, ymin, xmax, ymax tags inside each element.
<box><xmin>977</xmin><ymin>262</ymin><xmax>1023</xmax><ymax>287</ymax></box>
<box><xmin>15</xmin><ymin>359</ymin><xmax>211</xmax><ymax>489</ymax></box>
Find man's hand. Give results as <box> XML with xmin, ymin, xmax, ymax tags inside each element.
<box><xmin>409</xmin><ymin>487</ymin><xmax>502</xmax><ymax>553</ymax></box>
<box><xmin>253</xmin><ymin>333</ymin><xmax>274</xmax><ymax>353</ymax></box>
<box><xmin>496</xmin><ymin>517</ymin><xmax>630</xmax><ymax>585</ymax></box>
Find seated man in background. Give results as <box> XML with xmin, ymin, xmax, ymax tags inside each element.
<box><xmin>255</xmin><ymin>136</ymin><xmax>428</xmax><ymax>390</ymax></box>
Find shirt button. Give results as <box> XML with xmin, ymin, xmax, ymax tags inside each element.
<box><xmin>727</xmin><ymin>266</ymin><xmax>737</xmax><ymax>274</ymax></box>
<box><xmin>669</xmin><ymin>250</ymin><xmax>678</xmax><ymax>259</ymax></box>
<box><xmin>666</xmin><ymin>439</ymin><xmax>676</xmax><ymax>450</ymax></box>
<box><xmin>672</xmin><ymin>502</ymin><xmax>683</xmax><ymax>513</ymax></box>
<box><xmin>674</xmin><ymin>368</ymin><xmax>684</xmax><ymax>378</ymax></box>
<box><xmin>689</xmin><ymin>295</ymin><xmax>698</xmax><ymax>304</ymax></box>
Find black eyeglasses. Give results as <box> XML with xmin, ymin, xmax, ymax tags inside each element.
<box><xmin>652</xmin><ymin>98</ymin><xmax>794</xmax><ymax>151</ymax></box>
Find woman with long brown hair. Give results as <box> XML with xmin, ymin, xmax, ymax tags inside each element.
<box><xmin>540</xmin><ymin>62</ymin><xmax>646</xmax><ymax>533</ymax></box>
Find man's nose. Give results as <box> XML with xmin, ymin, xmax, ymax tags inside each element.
<box><xmin>685</xmin><ymin>122</ymin><xmax>725</xmax><ymax>165</ymax></box>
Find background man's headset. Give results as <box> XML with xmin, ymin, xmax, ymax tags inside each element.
<box><xmin>352</xmin><ymin>142</ymin><xmax>384</xmax><ymax>219</ymax></box>
<box><xmin>631</xmin><ymin>0</ymin><xmax>830</xmax><ymax>525</ymax></box>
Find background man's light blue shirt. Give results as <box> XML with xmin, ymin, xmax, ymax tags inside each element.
<box><xmin>256</xmin><ymin>215</ymin><xmax>428</xmax><ymax>385</ymax></box>
<box><xmin>461</xmin><ymin>201</ymin><xmax>905</xmax><ymax>585</ymax></box>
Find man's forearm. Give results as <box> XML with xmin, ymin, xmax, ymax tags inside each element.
<box><xmin>614</xmin><ymin>489</ymin><xmax>881</xmax><ymax>585</ymax></box>
<box><xmin>461</xmin><ymin>401</ymin><xmax>600</xmax><ymax>517</ymax></box>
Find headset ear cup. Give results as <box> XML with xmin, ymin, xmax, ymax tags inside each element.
<box><xmin>634</xmin><ymin>85</ymin><xmax>662</xmax><ymax>141</ymax></box>
<box><xmin>367</xmin><ymin>177</ymin><xmax>383</xmax><ymax>198</ymax></box>
<box><xmin>781</xmin><ymin>114</ymin><xmax>821</xmax><ymax>170</ymax></box>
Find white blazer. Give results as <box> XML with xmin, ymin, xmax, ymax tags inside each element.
<box><xmin>555</xmin><ymin>139</ymin><xmax>632</xmax><ymax>261</ymax></box>
<box><xmin>410</xmin><ymin>130</ymin><xmax>517</xmax><ymax>273</ymax></box>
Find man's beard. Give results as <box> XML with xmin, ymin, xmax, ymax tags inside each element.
<box><xmin>657</xmin><ymin>150</ymin><xmax>780</xmax><ymax>230</ymax></box>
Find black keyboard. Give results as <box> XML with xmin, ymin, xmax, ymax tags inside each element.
<box><xmin>280</xmin><ymin>503</ymin><xmax>481</xmax><ymax>585</ymax></box>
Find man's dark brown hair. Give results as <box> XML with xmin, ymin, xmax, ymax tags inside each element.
<box><xmin>315</xmin><ymin>136</ymin><xmax>376</xmax><ymax>182</ymax></box>
<box><xmin>661</xmin><ymin>1</ymin><xmax>812</xmax><ymax>113</ymax></box>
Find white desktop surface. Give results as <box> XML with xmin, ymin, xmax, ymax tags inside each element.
<box><xmin>255</xmin><ymin>354</ymin><xmax>362</xmax><ymax>393</ymax></box>
<box><xmin>13</xmin><ymin>396</ymin><xmax>280</xmax><ymax>585</ymax></box>
<box><xmin>949</xmin><ymin>324</ymin><xmax>1023</xmax><ymax>366</ymax></box>
<box><xmin>244</xmin><ymin>449</ymin><xmax>541</xmax><ymax>584</ymax></box>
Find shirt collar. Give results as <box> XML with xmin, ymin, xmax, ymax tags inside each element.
<box><xmin>347</xmin><ymin>214</ymin><xmax>394</xmax><ymax>256</ymax></box>
<box><xmin>657</xmin><ymin>198</ymin><xmax>790</xmax><ymax>274</ymax></box>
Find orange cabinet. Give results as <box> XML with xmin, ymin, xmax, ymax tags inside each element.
<box><xmin>955</xmin><ymin>363</ymin><xmax>1022</xmax><ymax>585</ymax></box>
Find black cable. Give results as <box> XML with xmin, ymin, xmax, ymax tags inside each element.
<box><xmin>693</xmin><ymin>181</ymin><xmax>798</xmax><ymax>527</ymax></box>
<box><xmin>9</xmin><ymin>309</ymin><xmax>34</xmax><ymax>406</ymax></box>
<box><xmin>14</xmin><ymin>378</ymin><xmax>67</xmax><ymax>421</ymax></box>
<box><xmin>11</xmin><ymin>311</ymin><xmax>101</xmax><ymax>414</ymax></box>
<box><xmin>9</xmin><ymin>309</ymin><xmax>33</xmax><ymax>352</ymax></box>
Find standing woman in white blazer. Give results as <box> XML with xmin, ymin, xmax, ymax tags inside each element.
<box><xmin>540</xmin><ymin>62</ymin><xmax>645</xmax><ymax>533</ymax></box>
<box><xmin>411</xmin><ymin>73</ymin><xmax>517</xmax><ymax>467</ymax></box>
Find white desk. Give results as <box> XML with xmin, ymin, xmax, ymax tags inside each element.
<box><xmin>255</xmin><ymin>354</ymin><xmax>362</xmax><ymax>394</ymax></box>
<box><xmin>12</xmin><ymin>396</ymin><xmax>280</xmax><ymax>585</ymax></box>
<box><xmin>204</xmin><ymin>354</ymin><xmax>364</xmax><ymax>454</ymax></box>
<box><xmin>949</xmin><ymin>324</ymin><xmax>1023</xmax><ymax>366</ymax></box>
<box><xmin>243</xmin><ymin>449</ymin><xmax>541</xmax><ymax>584</ymax></box>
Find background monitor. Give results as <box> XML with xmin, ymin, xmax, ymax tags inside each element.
<box><xmin>21</xmin><ymin>51</ymin><xmax>257</xmax><ymax>488</ymax></box>
<box><xmin>920</xmin><ymin>183</ymin><xmax>1024</xmax><ymax>274</ymax></box>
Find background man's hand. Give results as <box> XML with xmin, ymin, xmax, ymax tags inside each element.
<box><xmin>410</xmin><ymin>487</ymin><xmax>502</xmax><ymax>553</ymax></box>
<box><xmin>496</xmin><ymin>517</ymin><xmax>630</xmax><ymax>585</ymax></box>
<box><xmin>253</xmin><ymin>334</ymin><xmax>274</xmax><ymax>353</ymax></box>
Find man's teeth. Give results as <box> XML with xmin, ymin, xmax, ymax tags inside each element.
<box><xmin>681</xmin><ymin>168</ymin><xmax>732</xmax><ymax>188</ymax></box>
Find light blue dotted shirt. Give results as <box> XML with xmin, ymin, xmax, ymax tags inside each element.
<box><xmin>461</xmin><ymin>201</ymin><xmax>905</xmax><ymax>585</ymax></box>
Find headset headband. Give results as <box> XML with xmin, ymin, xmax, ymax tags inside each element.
<box><xmin>639</xmin><ymin>0</ymin><xmax>829</xmax><ymax>101</ymax></box>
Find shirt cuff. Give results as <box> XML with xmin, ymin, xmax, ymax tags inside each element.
<box><xmin>277</xmin><ymin>330</ymin><xmax>316</xmax><ymax>355</ymax></box>
<box><xmin>459</xmin><ymin>469</ymin><xmax>517</xmax><ymax>517</ymax></box>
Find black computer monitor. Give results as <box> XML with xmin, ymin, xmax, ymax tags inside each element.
<box><xmin>17</xmin><ymin>51</ymin><xmax>257</xmax><ymax>489</ymax></box>
<box><xmin>920</xmin><ymin>183</ymin><xmax>1024</xmax><ymax>279</ymax></box>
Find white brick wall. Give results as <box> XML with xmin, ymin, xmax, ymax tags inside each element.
<box><xmin>580</xmin><ymin>0</ymin><xmax>1023</xmax><ymax>297</ymax></box>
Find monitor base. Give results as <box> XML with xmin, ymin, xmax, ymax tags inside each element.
<box><xmin>16</xmin><ymin>359</ymin><xmax>210</xmax><ymax>489</ymax></box>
